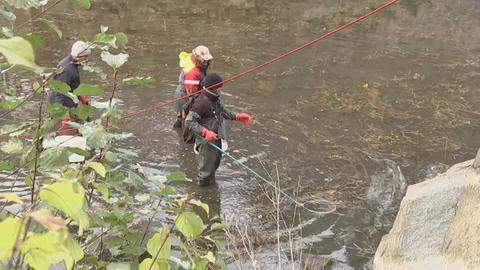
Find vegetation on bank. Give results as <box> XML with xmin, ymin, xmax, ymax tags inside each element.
<box><xmin>0</xmin><ymin>1</ymin><xmax>231</xmax><ymax>269</ymax></box>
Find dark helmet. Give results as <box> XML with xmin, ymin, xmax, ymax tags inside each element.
<box><xmin>203</xmin><ymin>73</ymin><xmax>223</xmax><ymax>97</ymax></box>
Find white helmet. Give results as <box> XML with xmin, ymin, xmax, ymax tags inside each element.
<box><xmin>71</xmin><ymin>41</ymin><xmax>91</xmax><ymax>58</ymax></box>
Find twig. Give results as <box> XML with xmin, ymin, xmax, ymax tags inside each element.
<box><xmin>105</xmin><ymin>70</ymin><xmax>117</xmax><ymax>129</ymax></box>
<box><xmin>275</xmin><ymin>164</ymin><xmax>281</xmax><ymax>270</ymax></box>
<box><xmin>140</xmin><ymin>200</ymin><xmax>162</xmax><ymax>246</ymax></box>
<box><xmin>30</xmin><ymin>85</ymin><xmax>46</xmax><ymax>203</ymax></box>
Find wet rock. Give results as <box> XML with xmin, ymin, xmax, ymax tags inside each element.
<box><xmin>418</xmin><ymin>162</ymin><xmax>450</xmax><ymax>181</ymax></box>
<box><xmin>374</xmin><ymin>159</ymin><xmax>480</xmax><ymax>270</ymax></box>
<box><xmin>473</xmin><ymin>148</ymin><xmax>480</xmax><ymax>169</ymax></box>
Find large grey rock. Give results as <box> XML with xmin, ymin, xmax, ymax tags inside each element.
<box><xmin>374</xmin><ymin>159</ymin><xmax>480</xmax><ymax>270</ymax></box>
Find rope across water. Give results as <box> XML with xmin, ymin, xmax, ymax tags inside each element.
<box><xmin>204</xmin><ymin>138</ymin><xmax>337</xmax><ymax>216</ymax></box>
<box><xmin>1</xmin><ymin>0</ymin><xmax>400</xmax><ymax>213</ymax></box>
<box><xmin>123</xmin><ymin>0</ymin><xmax>399</xmax><ymax>118</ymax></box>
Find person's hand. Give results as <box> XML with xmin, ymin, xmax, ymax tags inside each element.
<box><xmin>201</xmin><ymin>128</ymin><xmax>219</xmax><ymax>142</ymax></box>
<box><xmin>78</xmin><ymin>96</ymin><xmax>89</xmax><ymax>105</ymax></box>
<box><xmin>236</xmin><ymin>112</ymin><xmax>253</xmax><ymax>126</ymax></box>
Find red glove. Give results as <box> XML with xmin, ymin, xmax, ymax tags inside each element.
<box><xmin>78</xmin><ymin>96</ymin><xmax>89</xmax><ymax>105</ymax></box>
<box><xmin>60</xmin><ymin>116</ymin><xmax>73</xmax><ymax>129</ymax></box>
<box><xmin>236</xmin><ymin>112</ymin><xmax>253</xmax><ymax>126</ymax></box>
<box><xmin>201</xmin><ymin>128</ymin><xmax>218</xmax><ymax>142</ymax></box>
<box><xmin>57</xmin><ymin>116</ymin><xmax>78</xmax><ymax>135</ymax></box>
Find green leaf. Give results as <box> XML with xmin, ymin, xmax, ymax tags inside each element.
<box><xmin>21</xmin><ymin>231</ymin><xmax>82</xmax><ymax>270</ymax></box>
<box><xmin>175</xmin><ymin>212</ymin><xmax>204</xmax><ymax>240</ymax></box>
<box><xmin>75</xmin><ymin>122</ymin><xmax>109</xmax><ymax>149</ymax></box>
<box><xmin>121</xmin><ymin>246</ymin><xmax>144</xmax><ymax>256</ymax></box>
<box><xmin>15</xmin><ymin>32</ymin><xmax>44</xmax><ymax>50</ymax></box>
<box><xmin>36</xmin><ymin>18</ymin><xmax>62</xmax><ymax>39</ymax></box>
<box><xmin>122</xmin><ymin>76</ymin><xmax>155</xmax><ymax>86</ymax></box>
<box><xmin>73</xmin><ymin>104</ymin><xmax>95</xmax><ymax>121</ymax></box>
<box><xmin>0</xmin><ymin>217</ymin><xmax>24</xmax><ymax>260</ymax></box>
<box><xmin>0</xmin><ymin>6</ymin><xmax>16</xmax><ymax>22</ymax></box>
<box><xmin>155</xmin><ymin>186</ymin><xmax>177</xmax><ymax>196</ymax></box>
<box><xmin>101</xmin><ymin>51</ymin><xmax>128</xmax><ymax>69</ymax></box>
<box><xmin>82</xmin><ymin>63</ymin><xmax>107</xmax><ymax>80</ymax></box>
<box><xmin>65</xmin><ymin>234</ymin><xmax>84</xmax><ymax>263</ymax></box>
<box><xmin>73</xmin><ymin>84</ymin><xmax>105</xmax><ymax>96</ymax></box>
<box><xmin>139</xmin><ymin>258</ymin><xmax>169</xmax><ymax>270</ymax></box>
<box><xmin>24</xmin><ymin>173</ymin><xmax>33</xmax><ymax>187</ymax></box>
<box><xmin>35</xmin><ymin>118</ymin><xmax>53</xmax><ymax>138</ymax></box>
<box><xmin>147</xmin><ymin>228</ymin><xmax>171</xmax><ymax>259</ymax></box>
<box><xmin>127</xmin><ymin>171</ymin><xmax>143</xmax><ymax>187</ymax></box>
<box><xmin>86</xmin><ymin>161</ymin><xmax>106</xmax><ymax>177</ymax></box>
<box><xmin>1</xmin><ymin>138</ymin><xmax>24</xmax><ymax>154</ymax></box>
<box><xmin>0</xmin><ymin>160</ymin><xmax>13</xmax><ymax>171</ymax></box>
<box><xmin>114</xmin><ymin>32</ymin><xmax>128</xmax><ymax>45</ymax></box>
<box><xmin>0</xmin><ymin>95</ymin><xmax>23</xmax><ymax>110</ymax></box>
<box><xmin>101</xmin><ymin>104</ymin><xmax>121</xmax><ymax>121</ymax></box>
<box><xmin>30</xmin><ymin>209</ymin><xmax>66</xmax><ymax>231</ymax></box>
<box><xmin>71</xmin><ymin>0</ymin><xmax>91</xmax><ymax>9</ymax></box>
<box><xmin>0</xmin><ymin>192</ymin><xmax>23</xmax><ymax>204</ymax></box>
<box><xmin>39</xmin><ymin>147</ymin><xmax>70</xmax><ymax>170</ymax></box>
<box><xmin>48</xmin><ymin>79</ymin><xmax>71</xmax><ymax>95</ymax></box>
<box><xmin>166</xmin><ymin>171</ymin><xmax>187</xmax><ymax>182</ymax></box>
<box><xmin>106</xmin><ymin>262</ymin><xmax>133</xmax><ymax>270</ymax></box>
<box><xmin>94</xmin><ymin>183</ymin><xmax>109</xmax><ymax>200</ymax></box>
<box><xmin>105</xmin><ymin>151</ymin><xmax>117</xmax><ymax>163</ymax></box>
<box><xmin>202</xmin><ymin>251</ymin><xmax>215</xmax><ymax>263</ymax></box>
<box><xmin>94</xmin><ymin>32</ymin><xmax>117</xmax><ymax>48</ymax></box>
<box><xmin>0</xmin><ymin>37</ymin><xmax>38</xmax><ymax>69</ymax></box>
<box><xmin>211</xmin><ymin>235</ymin><xmax>227</xmax><ymax>250</ymax></box>
<box><xmin>217</xmin><ymin>260</ymin><xmax>228</xmax><ymax>270</ymax></box>
<box><xmin>47</xmin><ymin>103</ymin><xmax>70</xmax><ymax>119</ymax></box>
<box><xmin>188</xmin><ymin>199</ymin><xmax>209</xmax><ymax>215</ymax></box>
<box><xmin>194</xmin><ymin>258</ymin><xmax>208</xmax><ymax>270</ymax></box>
<box><xmin>1</xmin><ymin>26</ymin><xmax>13</xmax><ymax>38</ymax></box>
<box><xmin>209</xmin><ymin>223</ymin><xmax>225</xmax><ymax>231</ymax></box>
<box><xmin>65</xmin><ymin>147</ymin><xmax>91</xmax><ymax>158</ymax></box>
<box><xmin>39</xmin><ymin>181</ymin><xmax>90</xmax><ymax>234</ymax></box>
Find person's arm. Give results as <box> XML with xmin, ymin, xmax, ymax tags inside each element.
<box><xmin>185</xmin><ymin>110</ymin><xmax>205</xmax><ymax>135</ymax></box>
<box><xmin>54</xmin><ymin>69</ymin><xmax>73</xmax><ymax>90</ymax></box>
<box><xmin>220</xmin><ymin>105</ymin><xmax>237</xmax><ymax>120</ymax></box>
<box><xmin>185</xmin><ymin>101</ymin><xmax>218</xmax><ymax>141</ymax></box>
<box><xmin>220</xmin><ymin>104</ymin><xmax>253</xmax><ymax>126</ymax></box>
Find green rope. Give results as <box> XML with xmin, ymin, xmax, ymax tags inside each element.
<box><xmin>197</xmin><ymin>137</ymin><xmax>336</xmax><ymax>215</ymax></box>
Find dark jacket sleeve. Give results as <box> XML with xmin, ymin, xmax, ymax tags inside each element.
<box><xmin>185</xmin><ymin>99</ymin><xmax>208</xmax><ymax>134</ymax></box>
<box><xmin>55</xmin><ymin>69</ymin><xmax>73</xmax><ymax>91</ymax></box>
<box><xmin>220</xmin><ymin>104</ymin><xmax>237</xmax><ymax>120</ymax></box>
<box><xmin>185</xmin><ymin>111</ymin><xmax>205</xmax><ymax>135</ymax></box>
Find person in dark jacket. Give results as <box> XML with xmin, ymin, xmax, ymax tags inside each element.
<box><xmin>185</xmin><ymin>73</ymin><xmax>253</xmax><ymax>186</ymax></box>
<box><xmin>48</xmin><ymin>41</ymin><xmax>91</xmax><ymax>133</ymax></box>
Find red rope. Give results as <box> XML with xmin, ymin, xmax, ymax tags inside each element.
<box><xmin>1</xmin><ymin>0</ymin><xmax>398</xmax><ymax>139</ymax></box>
<box><xmin>124</xmin><ymin>0</ymin><xmax>399</xmax><ymax>119</ymax></box>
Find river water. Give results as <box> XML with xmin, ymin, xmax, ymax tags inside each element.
<box><xmin>2</xmin><ymin>0</ymin><xmax>480</xmax><ymax>269</ymax></box>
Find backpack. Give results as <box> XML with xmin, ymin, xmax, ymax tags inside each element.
<box><xmin>181</xmin><ymin>96</ymin><xmax>197</xmax><ymax>144</ymax></box>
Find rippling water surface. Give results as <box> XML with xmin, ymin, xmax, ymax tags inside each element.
<box><xmin>2</xmin><ymin>0</ymin><xmax>480</xmax><ymax>268</ymax></box>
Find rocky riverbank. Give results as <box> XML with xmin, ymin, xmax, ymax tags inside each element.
<box><xmin>374</xmin><ymin>154</ymin><xmax>480</xmax><ymax>269</ymax></box>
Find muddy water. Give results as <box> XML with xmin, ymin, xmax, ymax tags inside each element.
<box><xmin>3</xmin><ymin>0</ymin><xmax>480</xmax><ymax>268</ymax></box>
